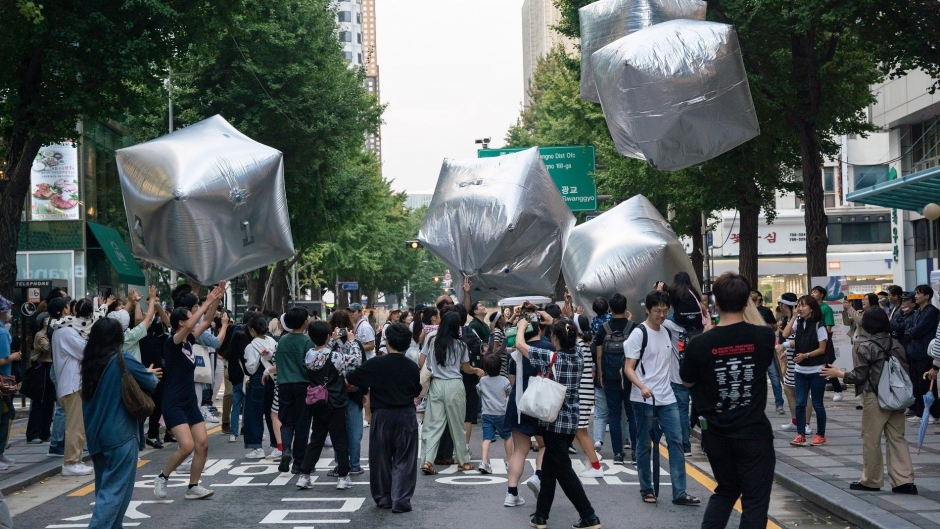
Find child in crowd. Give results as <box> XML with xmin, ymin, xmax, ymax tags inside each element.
<box><xmin>476</xmin><ymin>354</ymin><xmax>512</xmax><ymax>474</ymax></box>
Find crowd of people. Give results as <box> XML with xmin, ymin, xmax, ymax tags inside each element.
<box><xmin>5</xmin><ymin>271</ymin><xmax>940</xmax><ymax>528</ymax></box>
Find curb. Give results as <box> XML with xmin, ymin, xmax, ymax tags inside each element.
<box><xmin>0</xmin><ymin>458</ymin><xmax>75</xmax><ymax>496</ymax></box>
<box><xmin>690</xmin><ymin>430</ymin><xmax>920</xmax><ymax>529</ymax></box>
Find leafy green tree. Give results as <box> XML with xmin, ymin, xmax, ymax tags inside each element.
<box><xmin>0</xmin><ymin>0</ymin><xmax>242</xmax><ymax>297</ymax></box>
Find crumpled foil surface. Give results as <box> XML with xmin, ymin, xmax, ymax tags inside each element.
<box><xmin>579</xmin><ymin>0</ymin><xmax>706</xmax><ymax>103</ymax></box>
<box><xmin>592</xmin><ymin>19</ymin><xmax>760</xmax><ymax>170</ymax></box>
<box><xmin>562</xmin><ymin>194</ymin><xmax>699</xmax><ymax>318</ymax></box>
<box><xmin>418</xmin><ymin>148</ymin><xmax>575</xmax><ymax>299</ymax></box>
<box><xmin>116</xmin><ymin>115</ymin><xmax>294</xmax><ymax>284</ymax></box>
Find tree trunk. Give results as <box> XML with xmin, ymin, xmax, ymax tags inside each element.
<box><xmin>798</xmin><ymin>123</ymin><xmax>829</xmax><ymax>278</ymax></box>
<box><xmin>0</xmin><ymin>137</ymin><xmax>44</xmax><ymax>299</ymax></box>
<box><xmin>267</xmin><ymin>261</ymin><xmax>289</xmax><ymax>313</ymax></box>
<box><xmin>737</xmin><ymin>199</ymin><xmax>760</xmax><ymax>289</ymax></box>
<box><xmin>246</xmin><ymin>267</ymin><xmax>269</xmax><ymax>309</ymax></box>
<box><xmin>690</xmin><ymin>211</ymin><xmax>704</xmax><ymax>287</ymax></box>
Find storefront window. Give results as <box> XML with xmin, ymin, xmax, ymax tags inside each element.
<box><xmin>17</xmin><ymin>251</ymin><xmax>75</xmax><ymax>295</ymax></box>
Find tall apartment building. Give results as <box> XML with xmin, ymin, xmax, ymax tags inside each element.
<box><xmin>522</xmin><ymin>0</ymin><xmax>578</xmax><ymax>106</ymax></box>
<box><xmin>337</xmin><ymin>0</ymin><xmax>382</xmax><ymax>163</ymax></box>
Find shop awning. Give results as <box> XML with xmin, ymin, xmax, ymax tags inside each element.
<box><xmin>87</xmin><ymin>222</ymin><xmax>146</xmax><ymax>285</ymax></box>
<box><xmin>846</xmin><ymin>165</ymin><xmax>940</xmax><ymax>212</ymax></box>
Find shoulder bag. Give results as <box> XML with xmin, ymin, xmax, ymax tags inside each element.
<box><xmin>518</xmin><ymin>353</ymin><xmax>567</xmax><ymax>422</ymax></box>
<box><xmin>865</xmin><ymin>338</ymin><xmax>915</xmax><ymax>411</ymax></box>
<box><xmin>115</xmin><ymin>351</ymin><xmax>155</xmax><ymax>419</ymax></box>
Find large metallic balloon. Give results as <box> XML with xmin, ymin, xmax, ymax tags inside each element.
<box><xmin>116</xmin><ymin>115</ymin><xmax>294</xmax><ymax>284</ymax></box>
<box><xmin>592</xmin><ymin>19</ymin><xmax>760</xmax><ymax>170</ymax></box>
<box><xmin>579</xmin><ymin>0</ymin><xmax>706</xmax><ymax>103</ymax></box>
<box><xmin>418</xmin><ymin>148</ymin><xmax>575</xmax><ymax>299</ymax></box>
<box><xmin>562</xmin><ymin>194</ymin><xmax>698</xmax><ymax>319</ymax></box>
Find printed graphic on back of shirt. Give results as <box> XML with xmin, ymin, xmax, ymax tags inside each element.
<box><xmin>711</xmin><ymin>343</ymin><xmax>757</xmax><ymax>411</ymax></box>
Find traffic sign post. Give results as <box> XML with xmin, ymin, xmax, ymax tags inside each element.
<box><xmin>341</xmin><ymin>282</ymin><xmax>359</xmax><ymax>291</ymax></box>
<box><xmin>478</xmin><ymin>146</ymin><xmax>598</xmax><ymax>212</ymax></box>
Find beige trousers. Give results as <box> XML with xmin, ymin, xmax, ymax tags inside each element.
<box><xmin>859</xmin><ymin>391</ymin><xmax>914</xmax><ymax>488</ymax></box>
<box><xmin>60</xmin><ymin>391</ymin><xmax>86</xmax><ymax>466</ymax></box>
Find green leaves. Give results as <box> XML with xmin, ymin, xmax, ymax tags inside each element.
<box><xmin>16</xmin><ymin>1</ymin><xmax>43</xmax><ymax>23</ymax></box>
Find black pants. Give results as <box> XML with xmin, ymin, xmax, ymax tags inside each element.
<box><xmin>26</xmin><ymin>394</ymin><xmax>55</xmax><ymax>442</ymax></box>
<box><xmin>301</xmin><ymin>402</ymin><xmax>349</xmax><ymax>476</ymax></box>
<box><xmin>910</xmin><ymin>357</ymin><xmax>940</xmax><ymax>418</ymax></box>
<box><xmin>536</xmin><ymin>429</ymin><xmax>595</xmax><ymax>520</ymax></box>
<box><xmin>279</xmin><ymin>383</ymin><xmax>312</xmax><ymax>467</ymax></box>
<box><xmin>436</xmin><ymin>423</ymin><xmax>455</xmax><ymax>461</ymax></box>
<box><xmin>263</xmin><ymin>378</ymin><xmax>276</xmax><ymax>448</ymax></box>
<box><xmin>370</xmin><ymin>407</ymin><xmax>418</xmax><ymax>511</ymax></box>
<box><xmin>700</xmin><ymin>431</ymin><xmax>775</xmax><ymax>529</ymax></box>
<box><xmin>146</xmin><ymin>380</ymin><xmax>165</xmax><ymax>439</ymax></box>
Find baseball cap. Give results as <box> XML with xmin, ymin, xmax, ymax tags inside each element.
<box><xmin>901</xmin><ymin>291</ymin><xmax>915</xmax><ymax>301</ymax></box>
<box><xmin>348</xmin><ymin>303</ymin><xmax>364</xmax><ymax>312</ymax></box>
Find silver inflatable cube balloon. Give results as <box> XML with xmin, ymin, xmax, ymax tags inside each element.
<box><xmin>116</xmin><ymin>115</ymin><xmax>294</xmax><ymax>284</ymax></box>
<box><xmin>579</xmin><ymin>0</ymin><xmax>706</xmax><ymax>103</ymax></box>
<box><xmin>418</xmin><ymin>148</ymin><xmax>575</xmax><ymax>299</ymax></box>
<box><xmin>592</xmin><ymin>19</ymin><xmax>760</xmax><ymax>170</ymax></box>
<box><xmin>562</xmin><ymin>194</ymin><xmax>698</xmax><ymax>319</ymax></box>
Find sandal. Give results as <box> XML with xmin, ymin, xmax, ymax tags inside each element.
<box><xmin>456</xmin><ymin>463</ymin><xmax>475</xmax><ymax>472</ymax></box>
<box><xmin>642</xmin><ymin>492</ymin><xmax>657</xmax><ymax>504</ymax></box>
<box><xmin>421</xmin><ymin>462</ymin><xmax>438</xmax><ymax>475</ymax></box>
<box><xmin>672</xmin><ymin>494</ymin><xmax>701</xmax><ymax>506</ymax></box>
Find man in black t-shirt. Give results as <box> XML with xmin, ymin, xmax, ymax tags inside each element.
<box><xmin>681</xmin><ymin>273</ymin><xmax>775</xmax><ymax>529</ymax></box>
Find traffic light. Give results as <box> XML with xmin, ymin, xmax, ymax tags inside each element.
<box><xmin>405</xmin><ymin>240</ymin><xmax>422</xmax><ymax>250</ymax></box>
<box><xmin>432</xmin><ymin>276</ymin><xmax>441</xmax><ymax>283</ymax></box>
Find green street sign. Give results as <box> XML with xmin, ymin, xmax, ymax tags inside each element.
<box><xmin>478</xmin><ymin>146</ymin><xmax>597</xmax><ymax>212</ymax></box>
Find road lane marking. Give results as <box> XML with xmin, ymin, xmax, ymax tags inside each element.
<box><xmin>68</xmin><ymin>459</ymin><xmax>149</xmax><ymax>497</ymax></box>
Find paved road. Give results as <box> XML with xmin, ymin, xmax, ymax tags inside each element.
<box><xmin>16</xmin><ymin>422</ymin><xmax>737</xmax><ymax>529</ymax></box>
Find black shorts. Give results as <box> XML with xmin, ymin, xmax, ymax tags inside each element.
<box><xmin>163</xmin><ymin>401</ymin><xmax>204</xmax><ymax>429</ymax></box>
<box><xmin>463</xmin><ymin>374</ymin><xmax>479</xmax><ymax>424</ymax></box>
<box><xmin>504</xmin><ymin>397</ymin><xmax>539</xmax><ymax>437</ymax></box>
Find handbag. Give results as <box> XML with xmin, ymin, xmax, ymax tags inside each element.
<box><xmin>192</xmin><ymin>344</ymin><xmax>213</xmax><ymax>384</ymax></box>
<box><xmin>115</xmin><ymin>351</ymin><xmax>155</xmax><ymax>419</ymax></box>
<box><xmin>0</xmin><ymin>375</ymin><xmax>16</xmax><ymax>396</ymax></box>
<box><xmin>518</xmin><ymin>353</ymin><xmax>567</xmax><ymax>422</ymax></box>
<box><xmin>306</xmin><ymin>384</ymin><xmax>328</xmax><ymax>405</ymax></box>
<box><xmin>419</xmin><ymin>364</ymin><xmax>432</xmax><ymax>398</ymax></box>
<box><xmin>20</xmin><ymin>361</ymin><xmax>49</xmax><ymax>402</ymax></box>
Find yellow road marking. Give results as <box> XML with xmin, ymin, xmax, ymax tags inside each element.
<box><xmin>207</xmin><ymin>425</ymin><xmax>222</xmax><ymax>435</ymax></box>
<box><xmin>68</xmin><ymin>459</ymin><xmax>150</xmax><ymax>497</ymax></box>
<box><xmin>658</xmin><ymin>445</ymin><xmax>782</xmax><ymax>529</ymax></box>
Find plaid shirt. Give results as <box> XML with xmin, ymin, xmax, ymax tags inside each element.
<box><xmin>528</xmin><ymin>345</ymin><xmax>583</xmax><ymax>434</ymax></box>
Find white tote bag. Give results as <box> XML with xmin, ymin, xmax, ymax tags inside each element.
<box><xmin>192</xmin><ymin>344</ymin><xmax>213</xmax><ymax>384</ymax></box>
<box><xmin>518</xmin><ymin>353</ymin><xmax>567</xmax><ymax>423</ymax></box>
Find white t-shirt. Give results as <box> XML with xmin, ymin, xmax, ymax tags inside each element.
<box><xmin>625</xmin><ymin>322</ymin><xmax>677</xmax><ymax>405</ymax></box>
<box><xmin>793</xmin><ymin>322</ymin><xmax>829</xmax><ymax>375</ymax></box>
<box><xmin>355</xmin><ymin>316</ymin><xmax>376</xmax><ymax>359</ymax></box>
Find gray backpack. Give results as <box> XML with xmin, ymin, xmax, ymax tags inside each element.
<box><xmin>868</xmin><ymin>339</ymin><xmax>915</xmax><ymax>411</ymax></box>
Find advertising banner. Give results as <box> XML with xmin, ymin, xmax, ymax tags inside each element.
<box><xmin>30</xmin><ymin>142</ymin><xmax>80</xmax><ymax>221</ymax></box>
<box><xmin>810</xmin><ymin>276</ymin><xmax>853</xmax><ymax>373</ymax></box>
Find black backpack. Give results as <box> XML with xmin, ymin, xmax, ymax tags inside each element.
<box><xmin>461</xmin><ymin>325</ymin><xmax>484</xmax><ymax>368</ymax></box>
<box><xmin>601</xmin><ymin>321</ymin><xmax>637</xmax><ymax>381</ymax></box>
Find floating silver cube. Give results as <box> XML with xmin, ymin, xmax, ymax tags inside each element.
<box><xmin>418</xmin><ymin>148</ymin><xmax>575</xmax><ymax>299</ymax></box>
<box><xmin>116</xmin><ymin>115</ymin><xmax>294</xmax><ymax>284</ymax></box>
<box><xmin>579</xmin><ymin>0</ymin><xmax>707</xmax><ymax>103</ymax></box>
<box><xmin>592</xmin><ymin>19</ymin><xmax>760</xmax><ymax>170</ymax></box>
<box><xmin>562</xmin><ymin>194</ymin><xmax>698</xmax><ymax>318</ymax></box>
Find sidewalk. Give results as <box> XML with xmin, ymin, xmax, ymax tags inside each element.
<box><xmin>0</xmin><ymin>417</ymin><xmax>87</xmax><ymax>496</ymax></box>
<box><xmin>762</xmin><ymin>390</ymin><xmax>940</xmax><ymax>529</ymax></box>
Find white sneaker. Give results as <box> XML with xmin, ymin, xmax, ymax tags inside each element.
<box><xmin>336</xmin><ymin>476</ymin><xmax>353</xmax><ymax>490</ymax></box>
<box><xmin>593</xmin><ymin>441</ymin><xmax>602</xmax><ymax>450</ymax></box>
<box><xmin>246</xmin><ymin>448</ymin><xmax>265</xmax><ymax>459</ymax></box>
<box><xmin>0</xmin><ymin>454</ymin><xmax>15</xmax><ymax>465</ymax></box>
<box><xmin>202</xmin><ymin>410</ymin><xmax>220</xmax><ymax>424</ymax></box>
<box><xmin>503</xmin><ymin>492</ymin><xmax>526</xmax><ymax>507</ymax></box>
<box><xmin>266</xmin><ymin>448</ymin><xmax>283</xmax><ymax>460</ymax></box>
<box><xmin>523</xmin><ymin>475</ymin><xmax>541</xmax><ymax>496</ymax></box>
<box><xmin>61</xmin><ymin>463</ymin><xmax>93</xmax><ymax>476</ymax></box>
<box><xmin>296</xmin><ymin>475</ymin><xmax>312</xmax><ymax>489</ymax></box>
<box><xmin>781</xmin><ymin>422</ymin><xmax>797</xmax><ymax>431</ymax></box>
<box><xmin>930</xmin><ymin>417</ymin><xmax>938</xmax><ymax>425</ymax></box>
<box><xmin>229</xmin><ymin>435</ymin><xmax>238</xmax><ymax>443</ymax></box>
<box><xmin>363</xmin><ymin>420</ymin><xmax>370</xmax><ymax>428</ymax></box>
<box><xmin>184</xmin><ymin>484</ymin><xmax>214</xmax><ymax>500</ymax></box>
<box><xmin>596</xmin><ymin>453</ymin><xmax>603</xmax><ymax>462</ymax></box>
<box><xmin>805</xmin><ymin>426</ymin><xmax>813</xmax><ymax>436</ymax></box>
<box><xmin>324</xmin><ymin>435</ymin><xmax>332</xmax><ymax>448</ymax></box>
<box><xmin>153</xmin><ymin>475</ymin><xmax>168</xmax><ymax>498</ymax></box>
<box><xmin>908</xmin><ymin>416</ymin><xmax>922</xmax><ymax>424</ymax></box>
<box><xmin>579</xmin><ymin>466</ymin><xmax>605</xmax><ymax>478</ymax></box>
<box><xmin>478</xmin><ymin>462</ymin><xmax>492</xmax><ymax>474</ymax></box>
<box><xmin>832</xmin><ymin>392</ymin><xmax>844</xmax><ymax>402</ymax></box>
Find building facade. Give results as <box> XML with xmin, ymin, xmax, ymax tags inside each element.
<box><xmin>337</xmin><ymin>0</ymin><xmax>382</xmax><ymax>162</ymax></box>
<box><xmin>521</xmin><ymin>0</ymin><xmax>578</xmax><ymax>106</ymax></box>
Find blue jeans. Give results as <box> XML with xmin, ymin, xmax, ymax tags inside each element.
<box><xmin>767</xmin><ymin>358</ymin><xmax>785</xmax><ymax>408</ymax></box>
<box><xmin>89</xmin><ymin>438</ymin><xmax>138</xmax><ymax>529</ymax></box>
<box><xmin>632</xmin><ymin>401</ymin><xmax>687</xmax><ymax>500</ymax></box>
<box><xmin>49</xmin><ymin>365</ymin><xmax>66</xmax><ymax>454</ymax></box>
<box><xmin>345</xmin><ymin>399</ymin><xmax>364</xmax><ymax>471</ymax></box>
<box><xmin>671</xmin><ymin>383</ymin><xmax>692</xmax><ymax>454</ymax></box>
<box><xmin>794</xmin><ymin>371</ymin><xmax>827</xmax><ymax>436</ymax></box>
<box><xmin>592</xmin><ymin>387</ymin><xmax>607</xmax><ymax>444</ymax></box>
<box><xmin>230</xmin><ymin>381</ymin><xmax>245</xmax><ymax>438</ymax></box>
<box><xmin>603</xmin><ymin>382</ymin><xmax>637</xmax><ymax>455</ymax></box>
<box><xmin>243</xmin><ymin>372</ymin><xmax>265</xmax><ymax>449</ymax></box>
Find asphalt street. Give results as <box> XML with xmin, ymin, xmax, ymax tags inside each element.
<box><xmin>15</xmin><ymin>420</ymin><xmax>736</xmax><ymax>529</ymax></box>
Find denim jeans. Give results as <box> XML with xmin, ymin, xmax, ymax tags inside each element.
<box><xmin>633</xmin><ymin>401</ymin><xmax>687</xmax><ymax>500</ymax></box>
<box><xmin>89</xmin><ymin>438</ymin><xmax>138</xmax><ymax>529</ymax></box>
<box><xmin>592</xmin><ymin>387</ymin><xmax>607</xmax><ymax>444</ymax></box>
<box><xmin>243</xmin><ymin>371</ymin><xmax>265</xmax><ymax>449</ymax></box>
<box><xmin>230</xmin><ymin>381</ymin><xmax>245</xmax><ymax>438</ymax></box>
<box><xmin>794</xmin><ymin>371</ymin><xmax>827</xmax><ymax>436</ymax></box>
<box><xmin>767</xmin><ymin>358</ymin><xmax>785</xmax><ymax>408</ymax></box>
<box><xmin>603</xmin><ymin>382</ymin><xmax>637</xmax><ymax>455</ymax></box>
<box><xmin>671</xmin><ymin>383</ymin><xmax>692</xmax><ymax>454</ymax></box>
<box><xmin>345</xmin><ymin>399</ymin><xmax>364</xmax><ymax>471</ymax></box>
<box><xmin>49</xmin><ymin>365</ymin><xmax>66</xmax><ymax>454</ymax></box>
